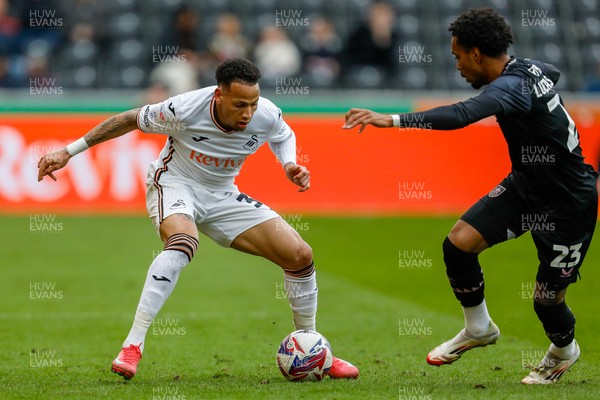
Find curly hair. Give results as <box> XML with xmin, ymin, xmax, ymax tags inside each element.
<box><xmin>215</xmin><ymin>58</ymin><xmax>261</xmax><ymax>86</ymax></box>
<box><xmin>448</xmin><ymin>8</ymin><xmax>514</xmax><ymax>57</ymax></box>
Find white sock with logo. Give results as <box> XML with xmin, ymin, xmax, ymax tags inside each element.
<box><xmin>122</xmin><ymin>250</ymin><xmax>189</xmax><ymax>352</ymax></box>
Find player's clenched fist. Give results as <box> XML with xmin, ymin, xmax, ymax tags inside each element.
<box><xmin>37</xmin><ymin>149</ymin><xmax>71</xmax><ymax>182</ymax></box>
<box><xmin>343</xmin><ymin>108</ymin><xmax>394</xmax><ymax>132</ymax></box>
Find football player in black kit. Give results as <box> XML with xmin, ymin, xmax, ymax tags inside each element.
<box><xmin>344</xmin><ymin>8</ymin><xmax>598</xmax><ymax>384</ymax></box>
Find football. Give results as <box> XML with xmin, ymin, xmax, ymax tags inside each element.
<box><xmin>276</xmin><ymin>329</ymin><xmax>333</xmax><ymax>382</ymax></box>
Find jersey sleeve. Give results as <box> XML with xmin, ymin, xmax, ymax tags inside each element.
<box><xmin>396</xmin><ymin>75</ymin><xmax>531</xmax><ymax>130</ymax></box>
<box><xmin>481</xmin><ymin>74</ymin><xmax>532</xmax><ymax>115</ymax></box>
<box><xmin>269</xmin><ymin>134</ymin><xmax>296</xmax><ymax>166</ymax></box>
<box><xmin>265</xmin><ymin>105</ymin><xmax>294</xmax><ymax>143</ymax></box>
<box><xmin>136</xmin><ymin>93</ymin><xmax>186</xmax><ymax>136</ymax></box>
<box><xmin>533</xmin><ymin>60</ymin><xmax>560</xmax><ymax>85</ymax></box>
<box><xmin>398</xmin><ymin>94</ymin><xmax>504</xmax><ymax>130</ymax></box>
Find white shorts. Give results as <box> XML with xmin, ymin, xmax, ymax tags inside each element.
<box><xmin>146</xmin><ymin>179</ymin><xmax>279</xmax><ymax>247</ymax></box>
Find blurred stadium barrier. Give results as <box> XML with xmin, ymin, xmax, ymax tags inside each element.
<box><xmin>3</xmin><ymin>103</ymin><xmax>599</xmax><ymax>215</ymax></box>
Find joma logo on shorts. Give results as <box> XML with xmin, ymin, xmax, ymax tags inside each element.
<box><xmin>189</xmin><ymin>150</ymin><xmax>245</xmax><ymax>169</ymax></box>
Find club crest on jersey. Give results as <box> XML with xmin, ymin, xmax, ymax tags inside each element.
<box><xmin>243</xmin><ymin>134</ymin><xmax>259</xmax><ymax>150</ymax></box>
<box><xmin>169</xmin><ymin>199</ymin><xmax>186</xmax><ymax>209</ymax></box>
<box><xmin>488</xmin><ymin>185</ymin><xmax>506</xmax><ymax>198</ymax></box>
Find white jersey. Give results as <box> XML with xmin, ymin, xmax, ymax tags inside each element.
<box><xmin>137</xmin><ymin>86</ymin><xmax>293</xmax><ymax>191</ymax></box>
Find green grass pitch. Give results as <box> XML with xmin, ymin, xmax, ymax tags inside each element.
<box><xmin>2</xmin><ymin>215</ymin><xmax>600</xmax><ymax>399</ymax></box>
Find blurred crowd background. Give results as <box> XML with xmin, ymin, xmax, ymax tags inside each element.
<box><xmin>1</xmin><ymin>0</ymin><xmax>600</xmax><ymax>98</ymax></box>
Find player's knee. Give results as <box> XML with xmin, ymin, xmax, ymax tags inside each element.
<box><xmin>295</xmin><ymin>242</ymin><xmax>313</xmax><ymax>269</ymax></box>
<box><xmin>443</xmin><ymin>237</ymin><xmax>473</xmax><ymax>268</ymax></box>
<box><xmin>533</xmin><ymin>300</ymin><xmax>571</xmax><ymax>324</ymax></box>
<box><xmin>284</xmin><ymin>242</ymin><xmax>313</xmax><ymax>271</ymax></box>
<box><xmin>442</xmin><ymin>236</ymin><xmax>460</xmax><ymax>258</ymax></box>
<box><xmin>447</xmin><ymin>232</ymin><xmax>470</xmax><ymax>254</ymax></box>
<box><xmin>159</xmin><ymin>213</ymin><xmax>196</xmax><ymax>242</ymax></box>
<box><xmin>534</xmin><ymin>300</ymin><xmax>555</xmax><ymax>318</ymax></box>
<box><xmin>164</xmin><ymin>232</ymin><xmax>199</xmax><ymax>262</ymax></box>
<box><xmin>447</xmin><ymin>221</ymin><xmax>488</xmax><ymax>254</ymax></box>
<box><xmin>442</xmin><ymin>237</ymin><xmax>485</xmax><ymax>307</ymax></box>
<box><xmin>532</xmin><ymin>282</ymin><xmax>567</xmax><ymax>306</ymax></box>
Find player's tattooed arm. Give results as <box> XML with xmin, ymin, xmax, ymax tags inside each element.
<box><xmin>37</xmin><ymin>108</ymin><xmax>139</xmax><ymax>182</ymax></box>
<box><xmin>84</xmin><ymin>108</ymin><xmax>140</xmax><ymax>147</ymax></box>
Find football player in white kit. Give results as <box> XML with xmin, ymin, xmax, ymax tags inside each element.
<box><xmin>37</xmin><ymin>59</ymin><xmax>358</xmax><ymax>380</ymax></box>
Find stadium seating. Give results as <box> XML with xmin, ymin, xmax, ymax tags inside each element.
<box><xmin>3</xmin><ymin>0</ymin><xmax>599</xmax><ymax>91</ymax></box>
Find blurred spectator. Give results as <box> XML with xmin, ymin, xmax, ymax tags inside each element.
<box><xmin>65</xmin><ymin>21</ymin><xmax>97</xmax><ymax>60</ymax></box>
<box><xmin>0</xmin><ymin>0</ymin><xmax>20</xmax><ymax>55</ymax></box>
<box><xmin>52</xmin><ymin>22</ymin><xmax>99</xmax><ymax>88</ymax></box>
<box><xmin>208</xmin><ymin>14</ymin><xmax>250</xmax><ymax>63</ymax></box>
<box><xmin>253</xmin><ymin>26</ymin><xmax>301</xmax><ymax>83</ymax></box>
<box><xmin>16</xmin><ymin>0</ymin><xmax>64</xmax><ymax>54</ymax></box>
<box><xmin>4</xmin><ymin>0</ymin><xmax>66</xmax><ymax>87</ymax></box>
<box><xmin>299</xmin><ymin>16</ymin><xmax>342</xmax><ymax>87</ymax></box>
<box><xmin>0</xmin><ymin>0</ymin><xmax>21</xmax><ymax>87</ymax></box>
<box><xmin>585</xmin><ymin>62</ymin><xmax>600</xmax><ymax>92</ymax></box>
<box><xmin>0</xmin><ymin>56</ymin><xmax>11</xmax><ymax>86</ymax></box>
<box><xmin>69</xmin><ymin>21</ymin><xmax>94</xmax><ymax>43</ymax></box>
<box><xmin>141</xmin><ymin>6</ymin><xmax>211</xmax><ymax>104</ymax></box>
<box><xmin>343</xmin><ymin>1</ymin><xmax>399</xmax><ymax>86</ymax></box>
<box><xmin>148</xmin><ymin>48</ymin><xmax>200</xmax><ymax>96</ymax></box>
<box><xmin>140</xmin><ymin>81</ymin><xmax>170</xmax><ymax>105</ymax></box>
<box><xmin>168</xmin><ymin>6</ymin><xmax>199</xmax><ymax>52</ymax></box>
<box><xmin>150</xmin><ymin>5</ymin><xmax>214</xmax><ymax>94</ymax></box>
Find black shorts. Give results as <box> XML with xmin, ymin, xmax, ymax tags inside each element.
<box><xmin>461</xmin><ymin>177</ymin><xmax>598</xmax><ymax>289</ymax></box>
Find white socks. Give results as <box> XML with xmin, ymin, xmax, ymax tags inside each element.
<box><xmin>463</xmin><ymin>299</ymin><xmax>492</xmax><ymax>338</ymax></box>
<box><xmin>284</xmin><ymin>271</ymin><xmax>318</xmax><ymax>331</ymax></box>
<box><xmin>122</xmin><ymin>251</ymin><xmax>318</xmax><ymax>352</ymax></box>
<box><xmin>122</xmin><ymin>250</ymin><xmax>189</xmax><ymax>351</ymax></box>
<box><xmin>550</xmin><ymin>340</ymin><xmax>577</xmax><ymax>359</ymax></box>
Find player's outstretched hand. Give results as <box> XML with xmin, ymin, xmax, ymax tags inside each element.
<box><xmin>343</xmin><ymin>108</ymin><xmax>393</xmax><ymax>133</ymax></box>
<box><xmin>284</xmin><ymin>163</ymin><xmax>310</xmax><ymax>192</ymax></box>
<box><xmin>37</xmin><ymin>149</ymin><xmax>71</xmax><ymax>182</ymax></box>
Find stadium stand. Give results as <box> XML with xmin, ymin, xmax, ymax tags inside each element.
<box><xmin>1</xmin><ymin>0</ymin><xmax>599</xmax><ymax>91</ymax></box>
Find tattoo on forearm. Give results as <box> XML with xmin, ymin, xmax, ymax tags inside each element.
<box><xmin>83</xmin><ymin>109</ymin><xmax>139</xmax><ymax>147</ymax></box>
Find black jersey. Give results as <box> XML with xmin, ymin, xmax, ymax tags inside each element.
<box><xmin>400</xmin><ymin>57</ymin><xmax>598</xmax><ymax>215</ymax></box>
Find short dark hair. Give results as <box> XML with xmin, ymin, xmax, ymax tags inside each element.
<box><xmin>448</xmin><ymin>8</ymin><xmax>514</xmax><ymax>57</ymax></box>
<box><xmin>215</xmin><ymin>58</ymin><xmax>261</xmax><ymax>86</ymax></box>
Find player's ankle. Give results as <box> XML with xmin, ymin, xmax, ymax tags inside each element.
<box><xmin>550</xmin><ymin>340</ymin><xmax>576</xmax><ymax>359</ymax></box>
<box><xmin>465</xmin><ymin>325</ymin><xmax>489</xmax><ymax>339</ymax></box>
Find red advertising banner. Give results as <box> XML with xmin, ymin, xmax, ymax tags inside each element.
<box><xmin>2</xmin><ymin>111</ymin><xmax>599</xmax><ymax>215</ymax></box>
